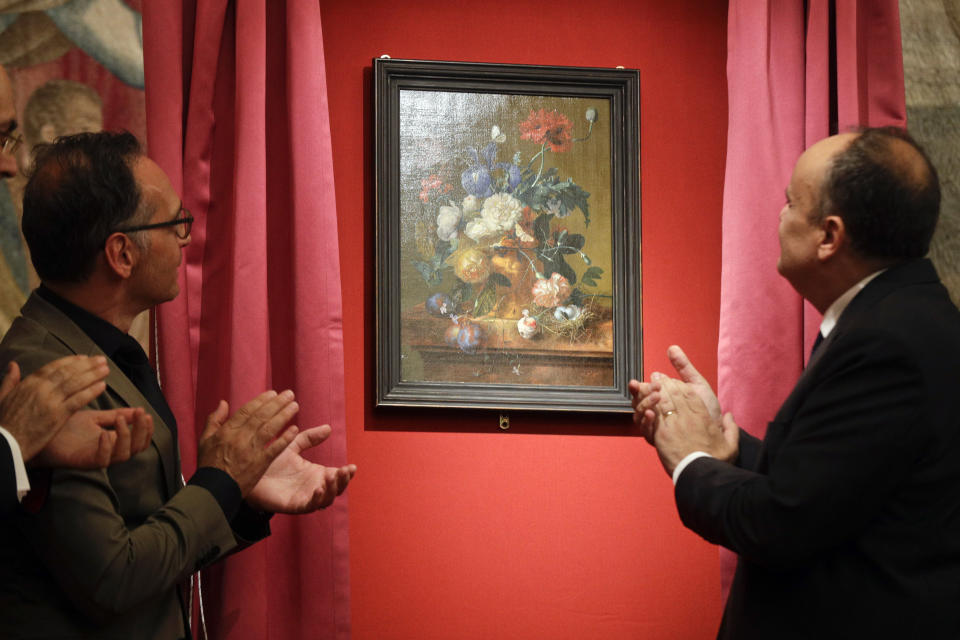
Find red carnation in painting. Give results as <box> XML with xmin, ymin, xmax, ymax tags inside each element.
<box><xmin>519</xmin><ymin>109</ymin><xmax>573</xmax><ymax>152</ymax></box>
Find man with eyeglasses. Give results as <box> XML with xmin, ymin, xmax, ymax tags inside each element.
<box><xmin>0</xmin><ymin>129</ymin><xmax>356</xmax><ymax>640</ymax></box>
<box><xmin>1</xmin><ymin>66</ymin><xmax>157</xmax><ymax>518</ymax></box>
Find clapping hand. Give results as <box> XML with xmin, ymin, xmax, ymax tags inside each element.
<box><xmin>197</xmin><ymin>391</ymin><xmax>302</xmax><ymax>496</ymax></box>
<box><xmin>247</xmin><ymin>425</ymin><xmax>356</xmax><ymax>515</ymax></box>
<box><xmin>36</xmin><ymin>408</ymin><xmax>154</xmax><ymax>468</ymax></box>
<box><xmin>629</xmin><ymin>346</ymin><xmax>738</xmax><ymax>476</ymax></box>
<box><xmin>650</xmin><ymin>375</ymin><xmax>739</xmax><ymax>475</ymax></box>
<box><xmin>628</xmin><ymin>345</ymin><xmax>722</xmax><ymax>443</ymax></box>
<box><xmin>0</xmin><ymin>356</ymin><xmax>108</xmax><ymax>461</ymax></box>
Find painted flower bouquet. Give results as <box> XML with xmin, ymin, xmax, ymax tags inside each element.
<box><xmin>412</xmin><ymin>107</ymin><xmax>605</xmax><ymax>352</ymax></box>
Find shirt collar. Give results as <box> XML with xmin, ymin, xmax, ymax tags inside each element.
<box><xmin>819</xmin><ymin>269</ymin><xmax>886</xmax><ymax>338</ymax></box>
<box><xmin>35</xmin><ymin>284</ymin><xmax>145</xmax><ymax>363</ymax></box>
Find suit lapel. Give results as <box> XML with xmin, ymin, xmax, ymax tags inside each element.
<box><xmin>20</xmin><ymin>294</ymin><xmax>180</xmax><ymax>499</ymax></box>
<box><xmin>762</xmin><ymin>260</ymin><xmax>941</xmax><ymax>466</ymax></box>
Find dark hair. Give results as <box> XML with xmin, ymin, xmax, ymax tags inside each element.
<box><xmin>820</xmin><ymin>126</ymin><xmax>940</xmax><ymax>262</ymax></box>
<box><xmin>22</xmin><ymin>131</ymin><xmax>147</xmax><ymax>283</ymax></box>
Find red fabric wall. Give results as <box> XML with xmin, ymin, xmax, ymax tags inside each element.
<box><xmin>319</xmin><ymin>1</ymin><xmax>729</xmax><ymax>637</ymax></box>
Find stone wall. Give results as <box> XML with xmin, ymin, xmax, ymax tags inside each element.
<box><xmin>901</xmin><ymin>0</ymin><xmax>960</xmax><ymax>306</ymax></box>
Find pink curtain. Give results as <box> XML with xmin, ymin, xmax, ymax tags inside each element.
<box><xmin>718</xmin><ymin>0</ymin><xmax>905</xmax><ymax>597</ymax></box>
<box><xmin>142</xmin><ymin>2</ymin><xmax>350</xmax><ymax>638</ymax></box>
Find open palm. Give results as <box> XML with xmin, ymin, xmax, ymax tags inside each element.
<box><xmin>247</xmin><ymin>425</ymin><xmax>356</xmax><ymax>514</ymax></box>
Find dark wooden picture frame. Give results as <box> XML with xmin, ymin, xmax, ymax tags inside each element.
<box><xmin>375</xmin><ymin>58</ymin><xmax>641</xmax><ymax>412</ymax></box>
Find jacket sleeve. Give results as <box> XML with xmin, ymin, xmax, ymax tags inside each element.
<box><xmin>0</xmin><ymin>436</ymin><xmax>19</xmax><ymax>516</ymax></box>
<box><xmin>1</xmin><ymin>323</ymin><xmax>247</xmax><ymax>622</ymax></box>
<box><xmin>16</xmin><ymin>462</ymin><xmax>239</xmax><ymax>622</ymax></box>
<box><xmin>734</xmin><ymin>430</ymin><xmax>762</xmax><ymax>470</ymax></box>
<box><xmin>674</xmin><ymin>327</ymin><xmax>927</xmax><ymax>570</ymax></box>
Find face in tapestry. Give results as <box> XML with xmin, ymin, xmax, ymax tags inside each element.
<box><xmin>127</xmin><ymin>157</ymin><xmax>190</xmax><ymax>308</ymax></box>
<box><xmin>19</xmin><ymin>88</ymin><xmax>104</xmax><ymax>175</ymax></box>
<box><xmin>776</xmin><ymin>133</ymin><xmax>855</xmax><ymax>298</ymax></box>
<box><xmin>0</xmin><ymin>67</ymin><xmax>18</xmax><ymax>178</ymax></box>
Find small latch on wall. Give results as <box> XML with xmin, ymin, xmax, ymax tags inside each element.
<box><xmin>499</xmin><ymin>414</ymin><xmax>510</xmax><ymax>430</ymax></box>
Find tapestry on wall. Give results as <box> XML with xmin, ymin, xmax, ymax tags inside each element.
<box><xmin>0</xmin><ymin>0</ymin><xmax>146</xmax><ymax>342</ymax></box>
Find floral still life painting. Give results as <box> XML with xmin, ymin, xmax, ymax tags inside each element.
<box><xmin>376</xmin><ymin>60</ymin><xmax>640</xmax><ymax>412</ymax></box>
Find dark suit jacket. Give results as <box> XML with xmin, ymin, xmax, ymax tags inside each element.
<box><xmin>676</xmin><ymin>260</ymin><xmax>960</xmax><ymax>639</ymax></box>
<box><xmin>0</xmin><ymin>292</ymin><xmax>239</xmax><ymax>639</ymax></box>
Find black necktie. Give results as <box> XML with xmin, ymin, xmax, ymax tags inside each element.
<box><xmin>112</xmin><ymin>345</ymin><xmax>178</xmax><ymax>453</ymax></box>
<box><xmin>809</xmin><ymin>331</ymin><xmax>825</xmax><ymax>360</ymax></box>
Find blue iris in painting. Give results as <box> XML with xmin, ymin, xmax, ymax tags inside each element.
<box><xmin>461</xmin><ymin>162</ymin><xmax>492</xmax><ymax>197</ymax></box>
<box><xmin>461</xmin><ymin>142</ymin><xmax>521</xmax><ymax>198</ymax></box>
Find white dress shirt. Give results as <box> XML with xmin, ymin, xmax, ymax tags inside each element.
<box><xmin>0</xmin><ymin>425</ymin><xmax>30</xmax><ymax>499</ymax></box>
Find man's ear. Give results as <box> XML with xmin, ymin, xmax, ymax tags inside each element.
<box><xmin>818</xmin><ymin>215</ymin><xmax>846</xmax><ymax>261</ymax></box>
<box><xmin>103</xmin><ymin>232</ymin><xmax>139</xmax><ymax>279</ymax></box>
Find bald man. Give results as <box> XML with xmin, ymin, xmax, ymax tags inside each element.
<box><xmin>631</xmin><ymin>128</ymin><xmax>960</xmax><ymax>638</ymax></box>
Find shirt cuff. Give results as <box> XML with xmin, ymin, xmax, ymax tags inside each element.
<box><xmin>672</xmin><ymin>451</ymin><xmax>713</xmax><ymax>486</ymax></box>
<box><xmin>0</xmin><ymin>426</ymin><xmax>31</xmax><ymax>499</ymax></box>
<box><xmin>186</xmin><ymin>467</ymin><xmax>272</xmax><ymax>542</ymax></box>
<box><xmin>188</xmin><ymin>466</ymin><xmax>242</xmax><ymax>521</ymax></box>
<box><xmin>230</xmin><ymin>500</ymin><xmax>273</xmax><ymax>542</ymax></box>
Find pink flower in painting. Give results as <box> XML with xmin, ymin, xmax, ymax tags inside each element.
<box><xmin>531</xmin><ymin>273</ymin><xmax>572</xmax><ymax>308</ymax></box>
<box><xmin>419</xmin><ymin>174</ymin><xmax>451</xmax><ymax>202</ymax></box>
<box><xmin>519</xmin><ymin>109</ymin><xmax>573</xmax><ymax>152</ymax></box>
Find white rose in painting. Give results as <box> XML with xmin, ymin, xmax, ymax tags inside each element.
<box><xmin>436</xmin><ymin>203</ymin><xmax>461</xmax><ymax>241</ymax></box>
<box><xmin>464</xmin><ymin>217</ymin><xmax>496</xmax><ymax>242</ymax></box>
<box><xmin>462</xmin><ymin>194</ymin><xmax>481</xmax><ymax>214</ymax></box>
<box><xmin>437</xmin><ymin>225</ymin><xmax>458</xmax><ymax>241</ymax></box>
<box><xmin>480</xmin><ymin>193</ymin><xmax>523</xmax><ymax>233</ymax></box>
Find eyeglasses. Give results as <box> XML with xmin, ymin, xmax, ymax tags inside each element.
<box><xmin>116</xmin><ymin>208</ymin><xmax>194</xmax><ymax>239</ymax></box>
<box><xmin>1</xmin><ymin>130</ymin><xmax>23</xmax><ymax>155</ymax></box>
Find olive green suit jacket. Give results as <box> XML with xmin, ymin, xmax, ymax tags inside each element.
<box><xmin>0</xmin><ymin>292</ymin><xmax>237</xmax><ymax>640</ymax></box>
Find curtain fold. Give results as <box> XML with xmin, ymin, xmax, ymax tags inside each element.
<box><xmin>718</xmin><ymin>0</ymin><xmax>905</xmax><ymax>599</ymax></box>
<box><xmin>142</xmin><ymin>1</ymin><xmax>350</xmax><ymax>638</ymax></box>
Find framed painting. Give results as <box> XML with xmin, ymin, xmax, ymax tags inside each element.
<box><xmin>375</xmin><ymin>58</ymin><xmax>641</xmax><ymax>412</ymax></box>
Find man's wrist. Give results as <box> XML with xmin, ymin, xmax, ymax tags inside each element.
<box><xmin>672</xmin><ymin>451</ymin><xmax>713</xmax><ymax>486</ymax></box>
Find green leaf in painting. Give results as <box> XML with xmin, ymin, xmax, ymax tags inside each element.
<box><xmin>583</xmin><ymin>266</ymin><xmax>604</xmax><ymax>280</ymax></box>
<box><xmin>412</xmin><ymin>260</ymin><xmax>442</xmax><ymax>286</ymax></box>
<box><xmin>488</xmin><ymin>272</ymin><xmax>512</xmax><ymax>288</ymax></box>
<box><xmin>581</xmin><ymin>265</ymin><xmax>604</xmax><ymax>288</ymax></box>
<box><xmin>551</xmin><ymin>178</ymin><xmax>591</xmax><ymax>226</ymax></box>
<box><xmin>533</xmin><ymin>213</ymin><xmax>554</xmax><ymax>244</ymax></box>
<box><xmin>558</xmin><ymin>233</ymin><xmax>586</xmax><ymax>254</ymax></box>
<box><xmin>556</xmin><ymin>259</ymin><xmax>577</xmax><ymax>285</ymax></box>
<box><xmin>451</xmin><ymin>281</ymin><xmax>473</xmax><ymax>307</ymax></box>
<box><xmin>474</xmin><ymin>282</ymin><xmax>497</xmax><ymax>316</ymax></box>
<box><xmin>536</xmin><ymin>247</ymin><xmax>577</xmax><ymax>286</ymax></box>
